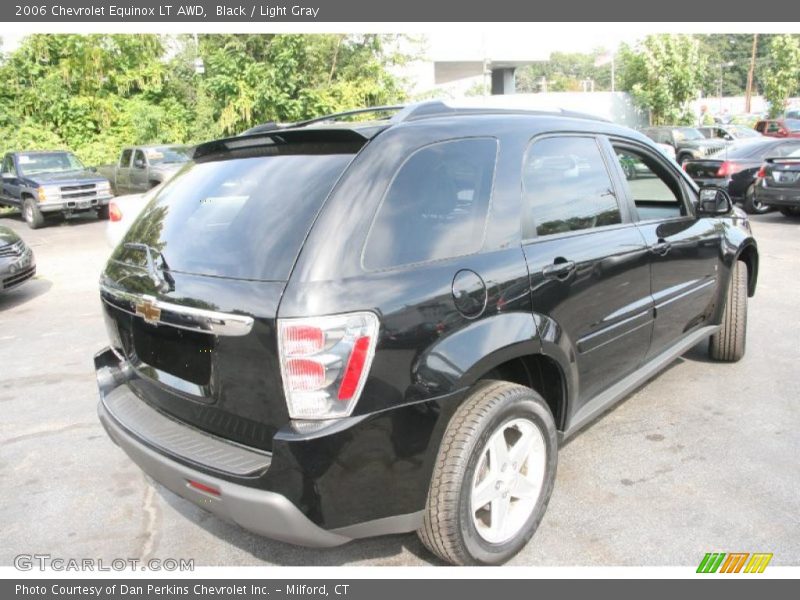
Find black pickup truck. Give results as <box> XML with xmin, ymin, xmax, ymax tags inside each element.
<box><xmin>0</xmin><ymin>151</ymin><xmax>113</xmax><ymax>229</ymax></box>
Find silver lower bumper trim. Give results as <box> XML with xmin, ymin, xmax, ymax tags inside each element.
<box><xmin>98</xmin><ymin>400</ymin><xmax>351</xmax><ymax>548</ymax></box>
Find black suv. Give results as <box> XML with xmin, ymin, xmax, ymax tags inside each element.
<box><xmin>95</xmin><ymin>102</ymin><xmax>758</xmax><ymax>565</ymax></box>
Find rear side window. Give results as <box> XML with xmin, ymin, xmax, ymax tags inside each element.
<box><xmin>363</xmin><ymin>138</ymin><xmax>497</xmax><ymax>270</ymax></box>
<box><xmin>113</xmin><ymin>149</ymin><xmax>355</xmax><ymax>281</ymax></box>
<box><xmin>120</xmin><ymin>149</ymin><xmax>133</xmax><ymax>166</ymax></box>
<box><xmin>523</xmin><ymin>136</ymin><xmax>622</xmax><ymax>237</ymax></box>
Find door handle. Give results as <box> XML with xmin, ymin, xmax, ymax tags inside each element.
<box><xmin>649</xmin><ymin>240</ymin><xmax>672</xmax><ymax>256</ymax></box>
<box><xmin>542</xmin><ymin>260</ymin><xmax>576</xmax><ymax>279</ymax></box>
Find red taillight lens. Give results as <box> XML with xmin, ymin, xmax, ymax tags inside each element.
<box><xmin>338</xmin><ymin>336</ymin><xmax>371</xmax><ymax>401</ymax></box>
<box><xmin>282</xmin><ymin>324</ymin><xmax>324</xmax><ymax>356</ymax></box>
<box><xmin>285</xmin><ymin>358</ymin><xmax>326</xmax><ymax>392</ymax></box>
<box><xmin>756</xmin><ymin>165</ymin><xmax>766</xmax><ymax>178</ymax></box>
<box><xmin>278</xmin><ymin>313</ymin><xmax>379</xmax><ymax>419</ymax></box>
<box><xmin>109</xmin><ymin>202</ymin><xmax>122</xmax><ymax>222</ymax></box>
<box><xmin>716</xmin><ymin>161</ymin><xmax>740</xmax><ymax>177</ymax></box>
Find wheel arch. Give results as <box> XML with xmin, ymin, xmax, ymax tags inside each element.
<box><xmin>736</xmin><ymin>242</ymin><xmax>758</xmax><ymax>297</ymax></box>
<box><xmin>415</xmin><ymin>312</ymin><xmax>573</xmax><ymax>432</ymax></box>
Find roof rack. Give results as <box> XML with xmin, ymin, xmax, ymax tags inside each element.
<box><xmin>392</xmin><ymin>101</ymin><xmax>610</xmax><ymax>124</ymax></box>
<box><xmin>291</xmin><ymin>105</ymin><xmax>407</xmax><ymax>128</ymax></box>
<box><xmin>240</xmin><ymin>100</ymin><xmax>608</xmax><ymax>136</ymax></box>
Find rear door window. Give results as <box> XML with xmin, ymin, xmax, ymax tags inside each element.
<box><xmin>362</xmin><ymin>138</ymin><xmax>497</xmax><ymax>270</ymax></box>
<box><xmin>522</xmin><ymin>136</ymin><xmax>622</xmax><ymax>237</ymax></box>
<box><xmin>120</xmin><ymin>149</ymin><xmax>133</xmax><ymax>167</ymax></box>
<box><xmin>113</xmin><ymin>147</ymin><xmax>356</xmax><ymax>281</ymax></box>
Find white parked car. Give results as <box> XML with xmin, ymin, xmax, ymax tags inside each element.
<box><xmin>105</xmin><ymin>188</ymin><xmax>156</xmax><ymax>248</ymax></box>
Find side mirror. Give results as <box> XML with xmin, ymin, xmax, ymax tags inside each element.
<box><xmin>723</xmin><ymin>134</ymin><xmax>733</xmax><ymax>141</ymax></box>
<box><xmin>134</xmin><ymin>159</ymin><xmax>146</xmax><ymax>169</ymax></box>
<box><xmin>697</xmin><ymin>186</ymin><xmax>732</xmax><ymax>216</ymax></box>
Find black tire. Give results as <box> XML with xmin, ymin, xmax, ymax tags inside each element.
<box><xmin>678</xmin><ymin>153</ymin><xmax>692</xmax><ymax>165</ymax></box>
<box><xmin>418</xmin><ymin>380</ymin><xmax>558</xmax><ymax>565</ymax></box>
<box><xmin>779</xmin><ymin>207</ymin><xmax>800</xmax><ymax>217</ymax></box>
<box><xmin>97</xmin><ymin>205</ymin><xmax>110</xmax><ymax>220</ymax></box>
<box><xmin>709</xmin><ymin>260</ymin><xmax>748</xmax><ymax>362</ymax></box>
<box><xmin>22</xmin><ymin>197</ymin><xmax>45</xmax><ymax>229</ymax></box>
<box><xmin>742</xmin><ymin>184</ymin><xmax>770</xmax><ymax>215</ymax></box>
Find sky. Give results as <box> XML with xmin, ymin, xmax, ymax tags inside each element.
<box><xmin>0</xmin><ymin>26</ymin><xmax>642</xmax><ymax>56</ymax></box>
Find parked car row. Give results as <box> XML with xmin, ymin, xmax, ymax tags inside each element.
<box><xmin>637</xmin><ymin>118</ymin><xmax>800</xmax><ymax>217</ymax></box>
<box><xmin>683</xmin><ymin>137</ymin><xmax>800</xmax><ymax>214</ymax></box>
<box><xmin>0</xmin><ymin>144</ymin><xmax>191</xmax><ymax>230</ymax></box>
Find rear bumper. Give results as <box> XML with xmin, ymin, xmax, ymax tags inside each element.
<box><xmin>755</xmin><ymin>185</ymin><xmax>800</xmax><ymax>207</ymax></box>
<box><xmin>94</xmin><ymin>347</ymin><xmax>431</xmax><ymax>546</ymax></box>
<box><xmin>97</xmin><ymin>398</ymin><xmax>351</xmax><ymax>547</ymax></box>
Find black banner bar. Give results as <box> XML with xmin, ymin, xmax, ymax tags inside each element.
<box><xmin>3</xmin><ymin>579</ymin><xmax>798</xmax><ymax>600</ymax></box>
<box><xmin>3</xmin><ymin>0</ymin><xmax>800</xmax><ymax>22</ymax></box>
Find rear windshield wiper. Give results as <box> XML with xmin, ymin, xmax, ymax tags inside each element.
<box><xmin>123</xmin><ymin>242</ymin><xmax>174</xmax><ymax>292</ymax></box>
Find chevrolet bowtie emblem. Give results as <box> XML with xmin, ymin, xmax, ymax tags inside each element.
<box><xmin>135</xmin><ymin>297</ymin><xmax>161</xmax><ymax>325</ymax></box>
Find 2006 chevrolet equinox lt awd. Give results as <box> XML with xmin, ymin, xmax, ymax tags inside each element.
<box><xmin>95</xmin><ymin>102</ymin><xmax>759</xmax><ymax>565</ymax></box>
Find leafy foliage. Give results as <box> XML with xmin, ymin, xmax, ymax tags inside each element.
<box><xmin>0</xmin><ymin>34</ymin><xmax>409</xmax><ymax>165</ymax></box>
<box><xmin>516</xmin><ymin>50</ymin><xmax>613</xmax><ymax>93</ymax></box>
<box><xmin>761</xmin><ymin>35</ymin><xmax>800</xmax><ymax>118</ymax></box>
<box><xmin>617</xmin><ymin>35</ymin><xmax>706</xmax><ymax>125</ymax></box>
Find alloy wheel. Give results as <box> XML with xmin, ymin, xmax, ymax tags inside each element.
<box><xmin>470</xmin><ymin>417</ymin><xmax>546</xmax><ymax>544</ymax></box>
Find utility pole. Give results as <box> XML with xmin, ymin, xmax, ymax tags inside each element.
<box><xmin>745</xmin><ymin>33</ymin><xmax>759</xmax><ymax>114</ymax></box>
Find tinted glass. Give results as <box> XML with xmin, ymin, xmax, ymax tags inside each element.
<box><xmin>133</xmin><ymin>150</ymin><xmax>146</xmax><ymax>167</ymax></box>
<box><xmin>363</xmin><ymin>138</ymin><xmax>497</xmax><ymax>270</ymax></box>
<box><xmin>120</xmin><ymin>149</ymin><xmax>133</xmax><ymax>166</ymax></box>
<box><xmin>672</xmin><ymin>128</ymin><xmax>704</xmax><ymax>142</ymax></box>
<box><xmin>523</xmin><ymin>136</ymin><xmax>621</xmax><ymax>237</ymax></box>
<box><xmin>772</xmin><ymin>142</ymin><xmax>800</xmax><ymax>157</ymax></box>
<box><xmin>710</xmin><ymin>139</ymin><xmax>784</xmax><ymax>159</ymax></box>
<box><xmin>112</xmin><ymin>150</ymin><xmax>354</xmax><ymax>281</ymax></box>
<box><xmin>729</xmin><ymin>126</ymin><xmax>760</xmax><ymax>138</ymax></box>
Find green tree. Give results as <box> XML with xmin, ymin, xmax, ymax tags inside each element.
<box><xmin>618</xmin><ymin>34</ymin><xmax>706</xmax><ymax>125</ymax></box>
<box><xmin>0</xmin><ymin>34</ymin><xmax>411</xmax><ymax>163</ymax></box>
<box><xmin>516</xmin><ymin>49</ymin><xmax>612</xmax><ymax>93</ymax></box>
<box><xmin>762</xmin><ymin>35</ymin><xmax>800</xmax><ymax>118</ymax></box>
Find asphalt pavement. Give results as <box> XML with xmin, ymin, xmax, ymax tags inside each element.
<box><xmin>1</xmin><ymin>208</ymin><xmax>798</xmax><ymax>567</ymax></box>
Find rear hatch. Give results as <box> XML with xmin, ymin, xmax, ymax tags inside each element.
<box><xmin>762</xmin><ymin>157</ymin><xmax>800</xmax><ymax>187</ymax></box>
<box><xmin>100</xmin><ymin>131</ymin><xmax>366</xmax><ymax>451</ymax></box>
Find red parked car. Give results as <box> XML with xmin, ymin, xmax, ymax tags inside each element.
<box><xmin>754</xmin><ymin>119</ymin><xmax>800</xmax><ymax>138</ymax></box>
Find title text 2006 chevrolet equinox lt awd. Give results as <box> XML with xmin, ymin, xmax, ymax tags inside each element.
<box><xmin>95</xmin><ymin>102</ymin><xmax>758</xmax><ymax>565</ymax></box>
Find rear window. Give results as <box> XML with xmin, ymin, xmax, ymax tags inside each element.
<box><xmin>710</xmin><ymin>139</ymin><xmax>782</xmax><ymax>159</ymax></box>
<box><xmin>112</xmin><ymin>148</ymin><xmax>354</xmax><ymax>281</ymax></box>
